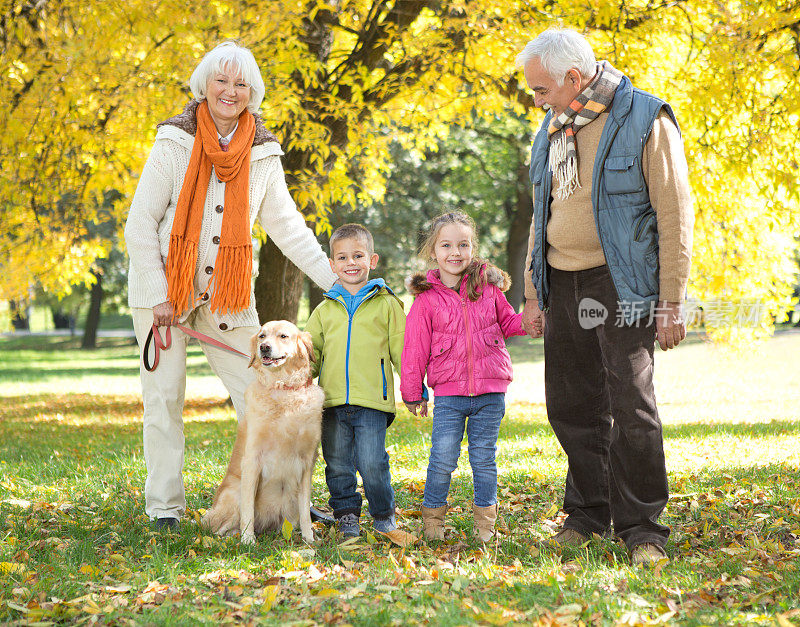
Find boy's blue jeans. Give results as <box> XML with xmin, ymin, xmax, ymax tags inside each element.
<box><xmin>321</xmin><ymin>404</ymin><xmax>395</xmax><ymax>520</ymax></box>
<box><xmin>423</xmin><ymin>393</ymin><xmax>505</xmax><ymax>509</ymax></box>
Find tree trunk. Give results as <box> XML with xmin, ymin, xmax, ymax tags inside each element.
<box><xmin>10</xmin><ymin>300</ymin><xmax>30</xmax><ymax>330</ymax></box>
<box><xmin>52</xmin><ymin>309</ymin><xmax>74</xmax><ymax>330</ymax></box>
<box><xmin>506</xmin><ymin>163</ymin><xmax>533</xmax><ymax>311</ymax></box>
<box><xmin>254</xmin><ymin>238</ymin><xmax>305</xmax><ymax>324</ymax></box>
<box><xmin>308</xmin><ymin>280</ymin><xmax>324</xmax><ymax>313</ymax></box>
<box><xmin>81</xmin><ymin>270</ymin><xmax>103</xmax><ymax>349</ymax></box>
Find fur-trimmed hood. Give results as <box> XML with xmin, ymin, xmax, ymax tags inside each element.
<box><xmin>405</xmin><ymin>262</ymin><xmax>511</xmax><ymax>296</ymax></box>
<box><xmin>157</xmin><ymin>99</ymin><xmax>278</xmax><ymax>146</ymax></box>
<box><xmin>400</xmin><ymin>262</ymin><xmax>524</xmax><ymax>402</ymax></box>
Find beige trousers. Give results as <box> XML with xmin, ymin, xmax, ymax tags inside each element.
<box><xmin>132</xmin><ymin>305</ymin><xmax>256</xmax><ymax>520</ymax></box>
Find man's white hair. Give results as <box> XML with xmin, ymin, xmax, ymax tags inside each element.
<box><xmin>515</xmin><ymin>29</ymin><xmax>596</xmax><ymax>86</ymax></box>
<box><xmin>189</xmin><ymin>41</ymin><xmax>266</xmax><ymax>113</ymax></box>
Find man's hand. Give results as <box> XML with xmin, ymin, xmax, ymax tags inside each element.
<box><xmin>404</xmin><ymin>400</ymin><xmax>428</xmax><ymax>417</ymax></box>
<box><xmin>152</xmin><ymin>301</ymin><xmax>176</xmax><ymax>327</ymax></box>
<box><xmin>655</xmin><ymin>300</ymin><xmax>685</xmax><ymax>350</ymax></box>
<box><xmin>522</xmin><ymin>299</ymin><xmax>544</xmax><ymax>338</ymax></box>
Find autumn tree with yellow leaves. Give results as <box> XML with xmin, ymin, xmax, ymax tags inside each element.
<box><xmin>1</xmin><ymin>0</ymin><xmax>798</xmax><ymax>333</ymax></box>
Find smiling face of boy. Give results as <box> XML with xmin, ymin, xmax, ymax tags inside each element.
<box><xmin>329</xmin><ymin>236</ymin><xmax>379</xmax><ymax>295</ymax></box>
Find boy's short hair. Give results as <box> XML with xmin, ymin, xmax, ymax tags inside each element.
<box><xmin>329</xmin><ymin>223</ymin><xmax>374</xmax><ymax>255</ymax></box>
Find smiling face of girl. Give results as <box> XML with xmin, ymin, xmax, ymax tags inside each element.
<box><xmin>432</xmin><ymin>222</ymin><xmax>475</xmax><ymax>288</ymax></box>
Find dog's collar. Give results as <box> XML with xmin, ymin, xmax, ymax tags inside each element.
<box><xmin>272</xmin><ymin>377</ymin><xmax>313</xmax><ymax>391</ymax></box>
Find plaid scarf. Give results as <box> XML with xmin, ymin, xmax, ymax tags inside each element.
<box><xmin>548</xmin><ymin>61</ymin><xmax>624</xmax><ymax>200</ymax></box>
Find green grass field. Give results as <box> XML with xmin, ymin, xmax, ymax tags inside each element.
<box><xmin>1</xmin><ymin>331</ymin><xmax>799</xmax><ymax>625</ymax></box>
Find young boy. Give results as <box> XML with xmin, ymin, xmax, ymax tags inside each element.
<box><xmin>305</xmin><ymin>224</ymin><xmax>414</xmax><ymax>545</ymax></box>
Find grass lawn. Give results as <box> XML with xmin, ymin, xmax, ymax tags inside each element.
<box><xmin>0</xmin><ymin>331</ymin><xmax>799</xmax><ymax>625</ymax></box>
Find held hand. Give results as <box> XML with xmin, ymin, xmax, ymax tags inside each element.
<box><xmin>404</xmin><ymin>401</ymin><xmax>420</xmax><ymax>415</ymax></box>
<box><xmin>521</xmin><ymin>299</ymin><xmax>544</xmax><ymax>338</ymax></box>
<box><xmin>655</xmin><ymin>300</ymin><xmax>686</xmax><ymax>350</ymax></box>
<box><xmin>152</xmin><ymin>301</ymin><xmax>176</xmax><ymax>327</ymax></box>
<box><xmin>404</xmin><ymin>400</ymin><xmax>428</xmax><ymax>417</ymax></box>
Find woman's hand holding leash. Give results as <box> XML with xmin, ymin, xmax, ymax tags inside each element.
<box><xmin>152</xmin><ymin>301</ymin><xmax>176</xmax><ymax>327</ymax></box>
<box><xmin>143</xmin><ymin>315</ymin><xmax>248</xmax><ymax>373</ymax></box>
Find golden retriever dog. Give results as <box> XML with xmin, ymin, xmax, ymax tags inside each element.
<box><xmin>201</xmin><ymin>320</ymin><xmax>325</xmax><ymax>544</ymax></box>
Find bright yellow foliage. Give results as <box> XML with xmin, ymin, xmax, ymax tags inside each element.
<box><xmin>1</xmin><ymin>0</ymin><xmax>798</xmax><ymax>333</ymax></box>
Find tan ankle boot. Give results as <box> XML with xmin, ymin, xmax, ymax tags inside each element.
<box><xmin>473</xmin><ymin>503</ymin><xmax>498</xmax><ymax>542</ymax></box>
<box><xmin>421</xmin><ymin>505</ymin><xmax>447</xmax><ymax>540</ymax></box>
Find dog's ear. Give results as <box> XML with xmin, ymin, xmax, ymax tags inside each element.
<box><xmin>248</xmin><ymin>330</ymin><xmax>260</xmax><ymax>369</ymax></box>
<box><xmin>297</xmin><ymin>331</ymin><xmax>315</xmax><ymax>363</ymax></box>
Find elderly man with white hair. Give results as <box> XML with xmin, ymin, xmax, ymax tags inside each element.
<box><xmin>517</xmin><ymin>29</ymin><xmax>693</xmax><ymax>566</ymax></box>
<box><xmin>124</xmin><ymin>41</ymin><xmax>336</xmax><ymax>530</ymax></box>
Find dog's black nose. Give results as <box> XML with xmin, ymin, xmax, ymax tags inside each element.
<box><xmin>260</xmin><ymin>343</ymin><xmax>272</xmax><ymax>357</ymax></box>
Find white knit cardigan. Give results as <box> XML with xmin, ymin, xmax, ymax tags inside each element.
<box><xmin>124</xmin><ymin>124</ymin><xmax>336</xmax><ymax>330</ymax></box>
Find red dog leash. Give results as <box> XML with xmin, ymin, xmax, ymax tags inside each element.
<box><xmin>143</xmin><ymin>323</ymin><xmax>249</xmax><ymax>372</ymax></box>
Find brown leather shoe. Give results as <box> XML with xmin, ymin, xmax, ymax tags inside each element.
<box><xmin>631</xmin><ymin>543</ymin><xmax>669</xmax><ymax>567</ymax></box>
<box><xmin>549</xmin><ymin>527</ymin><xmax>588</xmax><ymax>547</ymax></box>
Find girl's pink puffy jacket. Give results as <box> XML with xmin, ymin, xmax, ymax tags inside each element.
<box><xmin>401</xmin><ymin>265</ymin><xmax>526</xmax><ymax>401</ymax></box>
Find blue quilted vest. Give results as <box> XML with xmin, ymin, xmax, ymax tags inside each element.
<box><xmin>528</xmin><ymin>76</ymin><xmax>679</xmax><ymax>324</ymax></box>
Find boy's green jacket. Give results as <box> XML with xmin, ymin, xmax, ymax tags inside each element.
<box><xmin>305</xmin><ymin>279</ymin><xmax>405</xmax><ymax>415</ymax></box>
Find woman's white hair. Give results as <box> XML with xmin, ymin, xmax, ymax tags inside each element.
<box><xmin>189</xmin><ymin>41</ymin><xmax>266</xmax><ymax>113</ymax></box>
<box><xmin>515</xmin><ymin>29</ymin><xmax>596</xmax><ymax>86</ymax></box>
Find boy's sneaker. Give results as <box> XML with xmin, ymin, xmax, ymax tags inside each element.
<box><xmin>373</xmin><ymin>514</ymin><xmax>396</xmax><ymax>534</ymax></box>
<box><xmin>374</xmin><ymin>513</ymin><xmax>418</xmax><ymax>547</ymax></box>
<box><xmin>336</xmin><ymin>513</ymin><xmax>360</xmax><ymax>538</ymax></box>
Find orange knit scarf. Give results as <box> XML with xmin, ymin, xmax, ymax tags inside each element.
<box><xmin>166</xmin><ymin>100</ymin><xmax>256</xmax><ymax>316</ymax></box>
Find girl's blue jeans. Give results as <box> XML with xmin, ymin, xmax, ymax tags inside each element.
<box><xmin>422</xmin><ymin>393</ymin><xmax>505</xmax><ymax>508</ymax></box>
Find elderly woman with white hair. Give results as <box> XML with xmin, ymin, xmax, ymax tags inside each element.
<box><xmin>124</xmin><ymin>41</ymin><xmax>336</xmax><ymax>530</ymax></box>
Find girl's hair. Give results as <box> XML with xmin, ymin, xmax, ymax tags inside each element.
<box><xmin>419</xmin><ymin>211</ymin><xmax>487</xmax><ymax>301</ymax></box>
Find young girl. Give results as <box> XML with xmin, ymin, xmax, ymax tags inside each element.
<box><xmin>401</xmin><ymin>211</ymin><xmax>525</xmax><ymax>542</ymax></box>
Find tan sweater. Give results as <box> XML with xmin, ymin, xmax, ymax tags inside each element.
<box><xmin>524</xmin><ymin>110</ymin><xmax>693</xmax><ymax>303</ymax></box>
<box><xmin>124</xmin><ymin>125</ymin><xmax>336</xmax><ymax>330</ymax></box>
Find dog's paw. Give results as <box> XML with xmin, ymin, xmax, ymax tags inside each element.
<box><xmin>301</xmin><ymin>531</ymin><xmax>315</xmax><ymax>544</ymax></box>
<box><xmin>241</xmin><ymin>531</ymin><xmax>256</xmax><ymax>545</ymax></box>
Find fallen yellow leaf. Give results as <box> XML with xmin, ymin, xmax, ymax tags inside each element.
<box><xmin>315</xmin><ymin>587</ymin><xmax>339</xmax><ymax>597</ymax></box>
<box><xmin>0</xmin><ymin>562</ymin><xmax>26</xmax><ymax>575</ymax></box>
<box><xmin>376</xmin><ymin>529</ymin><xmax>418</xmax><ymax>548</ymax></box>
<box><xmin>260</xmin><ymin>585</ymin><xmax>279</xmax><ymax>613</ymax></box>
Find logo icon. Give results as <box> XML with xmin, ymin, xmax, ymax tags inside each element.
<box><xmin>578</xmin><ymin>298</ymin><xmax>608</xmax><ymax>329</ymax></box>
